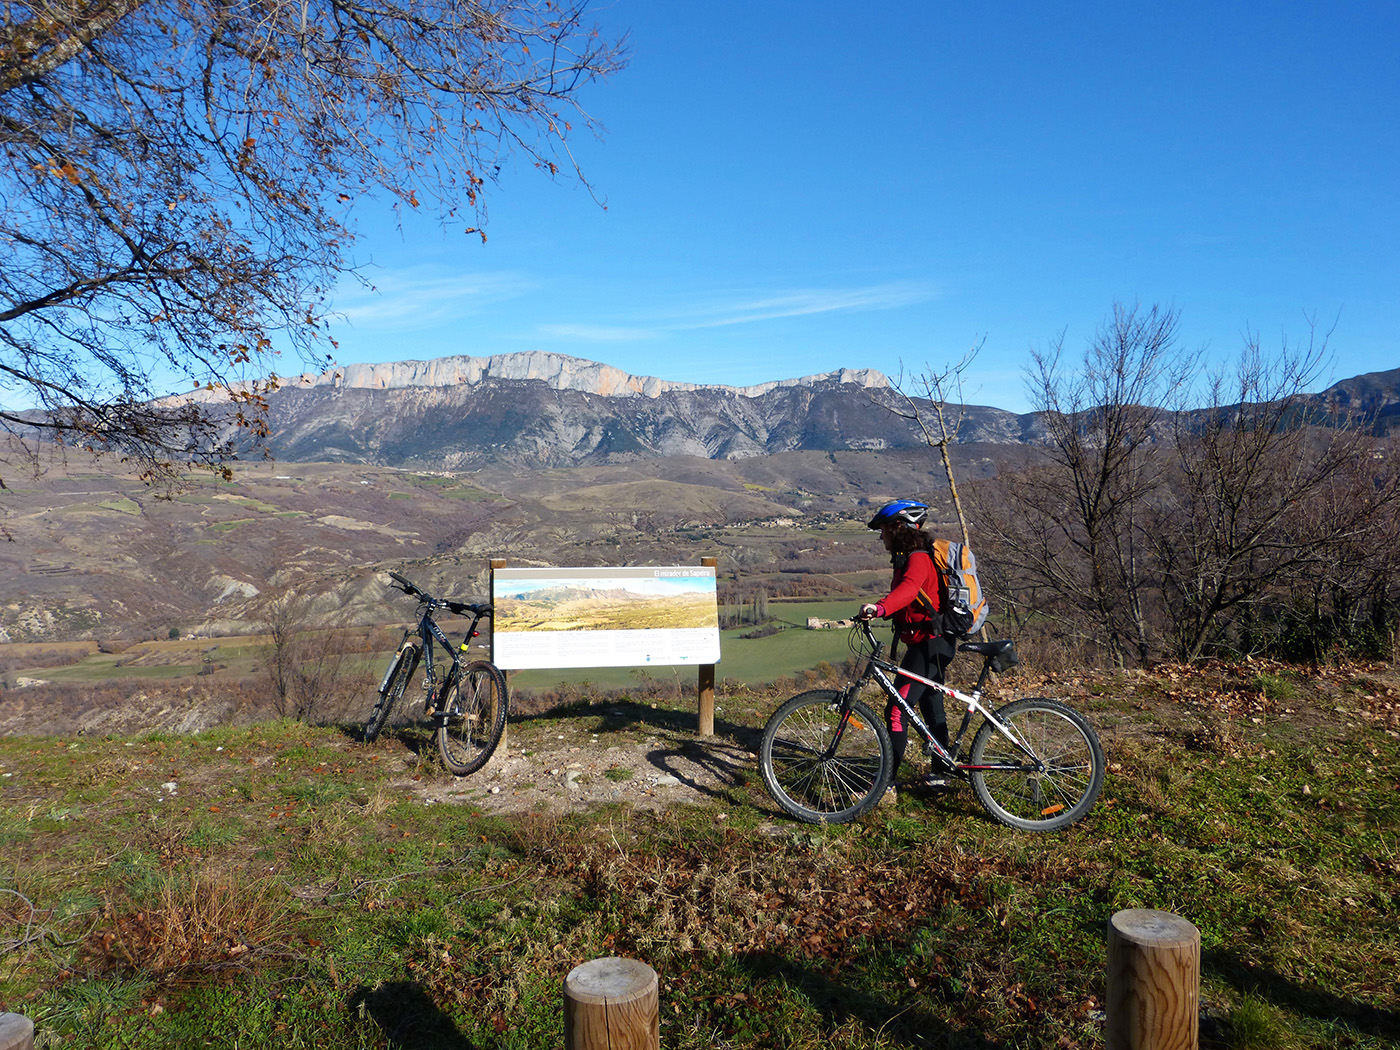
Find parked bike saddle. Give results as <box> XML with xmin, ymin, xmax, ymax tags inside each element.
<box><xmin>957</xmin><ymin>639</ymin><xmax>1015</xmax><ymax>658</ymax></box>
<box><xmin>445</xmin><ymin>600</ymin><xmax>491</xmax><ymax>616</ymax></box>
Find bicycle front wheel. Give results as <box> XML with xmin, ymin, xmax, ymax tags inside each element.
<box><xmin>436</xmin><ymin>660</ymin><xmax>508</xmax><ymax>776</ymax></box>
<box><xmin>759</xmin><ymin>690</ymin><xmax>892</xmax><ymax>824</ymax></box>
<box><xmin>365</xmin><ymin>645</ymin><xmax>419</xmax><ymax>743</ymax></box>
<box><xmin>969</xmin><ymin>697</ymin><xmax>1104</xmax><ymax>832</ymax></box>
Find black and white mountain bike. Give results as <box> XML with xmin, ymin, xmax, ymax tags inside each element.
<box><xmin>758</xmin><ymin>619</ymin><xmax>1104</xmax><ymax>831</ymax></box>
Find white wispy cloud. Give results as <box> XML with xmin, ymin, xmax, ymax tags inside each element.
<box><xmin>332</xmin><ymin>269</ymin><xmax>535</xmax><ymax>328</ymax></box>
<box><xmin>536</xmin><ymin>323</ymin><xmax>657</xmax><ymax>342</ymax></box>
<box><xmin>676</xmin><ymin>281</ymin><xmax>938</xmax><ymax>329</ymax></box>
<box><xmin>536</xmin><ymin>281</ymin><xmax>939</xmax><ymax>345</ymax></box>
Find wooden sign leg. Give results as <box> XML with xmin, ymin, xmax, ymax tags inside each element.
<box><xmin>698</xmin><ymin>556</ymin><xmax>718</xmax><ymax>736</ymax></box>
<box><xmin>490</xmin><ymin>557</ymin><xmax>509</xmax><ymax>752</ymax></box>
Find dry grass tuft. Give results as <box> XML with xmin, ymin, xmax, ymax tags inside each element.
<box><xmin>90</xmin><ymin>873</ymin><xmax>293</xmax><ymax>977</ymax></box>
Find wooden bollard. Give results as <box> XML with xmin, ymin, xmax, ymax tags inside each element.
<box><xmin>564</xmin><ymin>957</ymin><xmax>659</xmax><ymax>1050</ymax></box>
<box><xmin>1107</xmin><ymin>909</ymin><xmax>1200</xmax><ymax>1050</ymax></box>
<box><xmin>0</xmin><ymin>1013</ymin><xmax>34</xmax><ymax>1050</ymax></box>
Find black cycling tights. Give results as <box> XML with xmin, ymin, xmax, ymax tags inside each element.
<box><xmin>884</xmin><ymin>638</ymin><xmax>953</xmax><ymax>773</ymax></box>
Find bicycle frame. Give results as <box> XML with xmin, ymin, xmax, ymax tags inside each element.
<box><xmin>386</xmin><ymin>601</ymin><xmax>490</xmax><ymax>722</ymax></box>
<box><xmin>847</xmin><ymin>622</ymin><xmax>1044</xmax><ymax>778</ymax></box>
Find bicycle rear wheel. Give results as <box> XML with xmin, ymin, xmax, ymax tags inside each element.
<box><xmin>759</xmin><ymin>689</ymin><xmax>892</xmax><ymax>824</ymax></box>
<box><xmin>968</xmin><ymin>697</ymin><xmax>1104</xmax><ymax>832</ymax></box>
<box><xmin>365</xmin><ymin>645</ymin><xmax>419</xmax><ymax>743</ymax></box>
<box><xmin>436</xmin><ymin>660</ymin><xmax>508</xmax><ymax>776</ymax></box>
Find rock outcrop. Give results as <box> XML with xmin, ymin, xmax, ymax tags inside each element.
<box><xmin>281</xmin><ymin>351</ymin><xmax>891</xmax><ymax>400</ymax></box>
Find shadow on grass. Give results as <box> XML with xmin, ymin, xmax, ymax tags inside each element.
<box><xmin>340</xmin><ymin>717</ymin><xmax>439</xmax><ymax>761</ymax></box>
<box><xmin>735</xmin><ymin>950</ymin><xmax>1007</xmax><ymax>1049</ymax></box>
<box><xmin>348</xmin><ymin>981</ymin><xmax>477</xmax><ymax>1049</ymax></box>
<box><xmin>1205</xmin><ymin>949</ymin><xmax>1400</xmax><ymax>1043</ymax></box>
<box><xmin>510</xmin><ymin>695</ymin><xmax>758</xmax><ymax>741</ymax></box>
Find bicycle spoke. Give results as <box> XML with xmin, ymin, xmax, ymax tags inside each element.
<box><xmin>436</xmin><ymin>661</ymin><xmax>507</xmax><ymax>776</ymax></box>
<box><xmin>969</xmin><ymin>698</ymin><xmax>1104</xmax><ymax>832</ymax></box>
<box><xmin>760</xmin><ymin>691</ymin><xmax>891</xmax><ymax>823</ymax></box>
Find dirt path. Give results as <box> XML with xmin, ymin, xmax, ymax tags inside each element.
<box><xmin>386</xmin><ymin>699</ymin><xmax>767</xmax><ymax>816</ymax></box>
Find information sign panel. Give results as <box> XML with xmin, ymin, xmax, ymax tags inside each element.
<box><xmin>491</xmin><ymin>566</ymin><xmax>720</xmax><ymax>670</ymax></box>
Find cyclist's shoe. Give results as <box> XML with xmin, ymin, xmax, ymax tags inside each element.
<box><xmin>909</xmin><ymin>772</ymin><xmax>957</xmax><ymax>794</ymax></box>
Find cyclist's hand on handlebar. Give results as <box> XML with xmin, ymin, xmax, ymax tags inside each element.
<box><xmin>857</xmin><ymin>603</ymin><xmax>879</xmax><ymax>621</ymax></box>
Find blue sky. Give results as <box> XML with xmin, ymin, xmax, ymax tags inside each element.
<box><xmin>325</xmin><ymin>2</ymin><xmax>1398</xmax><ymax>414</ymax></box>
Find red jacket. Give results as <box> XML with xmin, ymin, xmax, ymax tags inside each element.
<box><xmin>874</xmin><ymin>550</ymin><xmax>941</xmax><ymax>644</ymax></box>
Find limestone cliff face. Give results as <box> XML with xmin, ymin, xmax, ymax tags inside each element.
<box><xmin>259</xmin><ymin>352</ymin><xmax>1038</xmax><ymax>468</ymax></box>
<box><xmin>282</xmin><ymin>351</ymin><xmax>891</xmax><ymax>399</ymax></box>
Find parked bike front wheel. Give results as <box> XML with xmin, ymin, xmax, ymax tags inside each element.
<box><xmin>759</xmin><ymin>689</ymin><xmax>892</xmax><ymax>824</ymax></box>
<box><xmin>436</xmin><ymin>660</ymin><xmax>508</xmax><ymax>776</ymax></box>
<box><xmin>968</xmin><ymin>697</ymin><xmax>1104</xmax><ymax>832</ymax></box>
<box><xmin>365</xmin><ymin>644</ymin><xmax>419</xmax><ymax>743</ymax></box>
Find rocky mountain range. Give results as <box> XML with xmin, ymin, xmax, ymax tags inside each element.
<box><xmin>249</xmin><ymin>351</ymin><xmax>1400</xmax><ymax>470</ymax></box>
<box><xmin>253</xmin><ymin>351</ymin><xmax>1045</xmax><ymax>468</ymax></box>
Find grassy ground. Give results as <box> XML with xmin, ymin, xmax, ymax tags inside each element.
<box><xmin>0</xmin><ymin>658</ymin><xmax>1396</xmax><ymax>1048</ymax></box>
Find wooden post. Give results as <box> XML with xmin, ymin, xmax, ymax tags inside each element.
<box><xmin>697</xmin><ymin>556</ymin><xmax>718</xmax><ymax>737</ymax></box>
<box><xmin>564</xmin><ymin>957</ymin><xmax>659</xmax><ymax>1050</ymax></box>
<box><xmin>489</xmin><ymin>558</ymin><xmax>509</xmax><ymax>752</ymax></box>
<box><xmin>1107</xmin><ymin>909</ymin><xmax>1200</xmax><ymax>1050</ymax></box>
<box><xmin>0</xmin><ymin>1013</ymin><xmax>34</xmax><ymax>1050</ymax></box>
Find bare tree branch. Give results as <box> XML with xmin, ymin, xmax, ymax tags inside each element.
<box><xmin>886</xmin><ymin>340</ymin><xmax>985</xmax><ymax>546</ymax></box>
<box><xmin>1</xmin><ymin>0</ymin><xmax>626</xmax><ymax>486</ymax></box>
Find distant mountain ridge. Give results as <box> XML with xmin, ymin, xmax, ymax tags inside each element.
<box><xmin>254</xmin><ymin>353</ymin><xmax>1399</xmax><ymax>471</ymax></box>
<box><xmin>1315</xmin><ymin>367</ymin><xmax>1400</xmax><ymax>428</ymax></box>
<box><xmin>259</xmin><ymin>351</ymin><xmax>1040</xmax><ymax>469</ymax></box>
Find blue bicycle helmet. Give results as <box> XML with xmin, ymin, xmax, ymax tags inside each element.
<box><xmin>866</xmin><ymin>499</ymin><xmax>929</xmax><ymax>529</ymax></box>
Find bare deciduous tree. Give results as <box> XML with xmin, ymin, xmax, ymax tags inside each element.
<box><xmin>257</xmin><ymin>592</ymin><xmax>367</xmax><ymax>723</ymax></box>
<box><xmin>984</xmin><ymin>305</ymin><xmax>1400</xmax><ymax>666</ymax></box>
<box><xmin>1</xmin><ymin>0</ymin><xmax>625</xmax><ymax>486</ymax></box>
<box><xmin>1150</xmin><ymin>329</ymin><xmax>1400</xmax><ymax>661</ymax></box>
<box><xmin>997</xmin><ymin>303</ymin><xmax>1194</xmax><ymax>666</ymax></box>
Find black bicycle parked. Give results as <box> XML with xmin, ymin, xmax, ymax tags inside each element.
<box><xmin>363</xmin><ymin>572</ymin><xmax>507</xmax><ymax>776</ymax></box>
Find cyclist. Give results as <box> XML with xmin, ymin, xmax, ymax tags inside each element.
<box><xmin>858</xmin><ymin>499</ymin><xmax>956</xmax><ymax>785</ymax></box>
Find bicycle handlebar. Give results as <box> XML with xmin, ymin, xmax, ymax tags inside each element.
<box><xmin>387</xmin><ymin>572</ymin><xmax>491</xmax><ymax>617</ymax></box>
